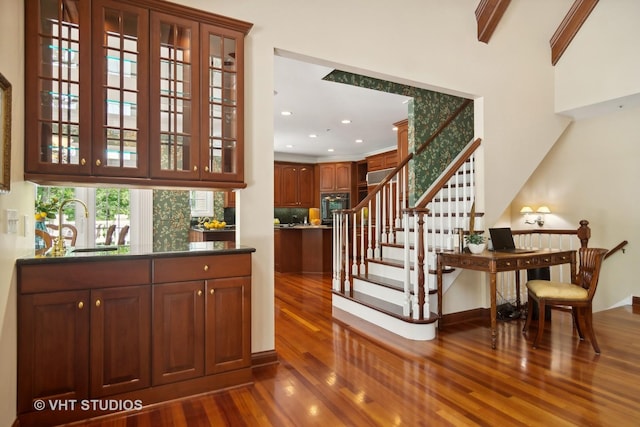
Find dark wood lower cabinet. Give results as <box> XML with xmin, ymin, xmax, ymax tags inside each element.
<box><xmin>16</xmin><ymin>251</ymin><xmax>253</xmax><ymax>427</ymax></box>
<box><xmin>18</xmin><ymin>290</ymin><xmax>90</xmax><ymax>414</ymax></box>
<box><xmin>90</xmin><ymin>286</ymin><xmax>151</xmax><ymax>397</ymax></box>
<box><xmin>152</xmin><ymin>281</ymin><xmax>205</xmax><ymax>385</ymax></box>
<box><xmin>206</xmin><ymin>277</ymin><xmax>251</xmax><ymax>374</ymax></box>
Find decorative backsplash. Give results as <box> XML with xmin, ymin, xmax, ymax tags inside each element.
<box><xmin>323</xmin><ymin>70</ymin><xmax>474</xmax><ymax>204</ymax></box>
<box><xmin>153</xmin><ymin>190</ymin><xmax>191</xmax><ymax>251</ymax></box>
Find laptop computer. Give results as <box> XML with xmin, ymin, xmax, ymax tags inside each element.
<box><xmin>489</xmin><ymin>227</ymin><xmax>536</xmax><ymax>254</ymax></box>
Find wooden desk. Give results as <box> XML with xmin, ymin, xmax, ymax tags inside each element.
<box><xmin>436</xmin><ymin>249</ymin><xmax>576</xmax><ymax>349</ymax></box>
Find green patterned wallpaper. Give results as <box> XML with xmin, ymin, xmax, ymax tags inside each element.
<box><xmin>153</xmin><ymin>190</ymin><xmax>191</xmax><ymax>251</ymax></box>
<box><xmin>323</xmin><ymin>71</ymin><xmax>474</xmax><ymax>204</ymax></box>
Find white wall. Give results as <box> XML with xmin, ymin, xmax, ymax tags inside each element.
<box><xmin>555</xmin><ymin>0</ymin><xmax>640</xmax><ymax>116</ymax></box>
<box><xmin>512</xmin><ymin>105</ymin><xmax>640</xmax><ymax>312</ymax></box>
<box><xmin>0</xmin><ymin>0</ymin><xmax>28</xmax><ymax>424</ymax></box>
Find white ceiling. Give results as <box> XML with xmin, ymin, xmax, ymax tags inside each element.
<box><xmin>273</xmin><ymin>55</ymin><xmax>412</xmax><ymax>161</ymax></box>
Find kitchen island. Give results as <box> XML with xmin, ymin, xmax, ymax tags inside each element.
<box><xmin>274</xmin><ymin>225</ymin><xmax>332</xmax><ymax>273</ymax></box>
<box><xmin>16</xmin><ymin>242</ymin><xmax>255</xmax><ymax>427</ymax></box>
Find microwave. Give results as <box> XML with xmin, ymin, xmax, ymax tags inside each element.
<box><xmin>320</xmin><ymin>193</ymin><xmax>350</xmax><ymax>225</ymax></box>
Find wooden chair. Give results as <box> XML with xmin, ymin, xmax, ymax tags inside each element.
<box><xmin>34</xmin><ymin>229</ymin><xmax>52</xmax><ymax>256</ymax></box>
<box><xmin>47</xmin><ymin>224</ymin><xmax>78</xmax><ymax>246</ymax></box>
<box><xmin>117</xmin><ymin>225</ymin><xmax>130</xmax><ymax>245</ymax></box>
<box><xmin>523</xmin><ymin>247</ymin><xmax>609</xmax><ymax>354</ymax></box>
<box><xmin>104</xmin><ymin>224</ymin><xmax>117</xmax><ymax>245</ymax></box>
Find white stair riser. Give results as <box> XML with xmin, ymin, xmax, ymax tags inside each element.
<box><xmin>332</xmin><ymin>295</ymin><xmax>436</xmax><ymax>341</ymax></box>
<box><xmin>353</xmin><ymin>278</ymin><xmax>407</xmax><ymax>306</ymax></box>
<box><xmin>380</xmin><ymin>245</ymin><xmax>414</xmax><ymax>262</ymax></box>
<box><xmin>368</xmin><ymin>262</ymin><xmax>416</xmax><ymax>283</ymax></box>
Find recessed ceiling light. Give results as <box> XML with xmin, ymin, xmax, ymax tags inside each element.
<box><xmin>392</xmin><ymin>126</ymin><xmax>398</xmax><ymax>131</ymax></box>
<box><xmin>355</xmin><ymin>139</ymin><xmax>363</xmax><ymax>143</ymax></box>
<box><xmin>341</xmin><ymin>119</ymin><xmax>351</xmax><ymax>124</ymax></box>
<box><xmin>309</xmin><ymin>134</ymin><xmax>317</xmax><ymax>138</ymax></box>
<box><xmin>285</xmin><ymin>144</ymin><xmax>293</xmax><ymax>148</ymax></box>
<box><xmin>327</xmin><ymin>148</ymin><xmax>334</xmax><ymax>152</ymax></box>
<box><xmin>281</xmin><ymin>111</ymin><xmax>292</xmax><ymax>116</ymax></box>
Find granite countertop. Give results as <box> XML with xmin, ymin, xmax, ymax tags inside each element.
<box><xmin>274</xmin><ymin>224</ymin><xmax>331</xmax><ymax>229</ymax></box>
<box><xmin>17</xmin><ymin>241</ymin><xmax>255</xmax><ymax>265</ymax></box>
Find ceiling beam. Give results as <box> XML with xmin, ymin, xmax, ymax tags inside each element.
<box><xmin>550</xmin><ymin>0</ymin><xmax>599</xmax><ymax>65</ymax></box>
<box><xmin>475</xmin><ymin>0</ymin><xmax>512</xmax><ymax>43</ymax></box>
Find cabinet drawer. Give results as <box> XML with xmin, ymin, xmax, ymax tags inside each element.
<box><xmin>19</xmin><ymin>259</ymin><xmax>151</xmax><ymax>294</ymax></box>
<box><xmin>153</xmin><ymin>253</ymin><xmax>251</xmax><ymax>283</ymax></box>
<box><xmin>552</xmin><ymin>253</ymin><xmax>573</xmax><ymax>264</ymax></box>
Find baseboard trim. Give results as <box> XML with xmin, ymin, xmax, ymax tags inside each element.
<box><xmin>441</xmin><ymin>307</ymin><xmax>488</xmax><ymax>326</ymax></box>
<box><xmin>633</xmin><ymin>296</ymin><xmax>640</xmax><ymax>307</ymax></box>
<box><xmin>251</xmin><ymin>350</ymin><xmax>279</xmax><ymax>368</ymax></box>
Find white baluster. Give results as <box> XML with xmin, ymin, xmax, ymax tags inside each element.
<box><xmin>344</xmin><ymin>213</ymin><xmax>350</xmax><ymax>292</ymax></box>
<box><xmin>360</xmin><ymin>209</ymin><xmax>366</xmax><ymax>275</ymax></box>
<box><xmin>403</xmin><ymin>210</ymin><xmax>411</xmax><ymax>317</ymax></box>
<box><xmin>352</xmin><ymin>212</ymin><xmax>358</xmax><ymax>276</ymax></box>
<box><xmin>367</xmin><ymin>199</ymin><xmax>373</xmax><ymax>259</ymax></box>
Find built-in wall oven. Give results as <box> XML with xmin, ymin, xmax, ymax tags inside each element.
<box><xmin>321</xmin><ymin>193</ymin><xmax>350</xmax><ymax>225</ymax></box>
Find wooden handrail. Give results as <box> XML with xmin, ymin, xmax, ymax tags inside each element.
<box><xmin>512</xmin><ymin>219</ymin><xmax>591</xmax><ymax>248</ymax></box>
<box><xmin>415</xmin><ymin>137</ymin><xmax>482</xmax><ymax>208</ymax></box>
<box><xmin>605</xmin><ymin>240</ymin><xmax>628</xmax><ymax>259</ymax></box>
<box><xmin>351</xmin><ymin>98</ymin><xmax>473</xmax><ymax>212</ymax></box>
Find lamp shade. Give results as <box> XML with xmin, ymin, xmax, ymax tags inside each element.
<box><xmin>520</xmin><ymin>206</ymin><xmax>534</xmax><ymax>214</ymax></box>
<box><xmin>536</xmin><ymin>206</ymin><xmax>551</xmax><ymax>214</ymax></box>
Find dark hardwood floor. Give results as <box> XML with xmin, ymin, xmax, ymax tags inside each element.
<box><xmin>70</xmin><ymin>272</ymin><xmax>640</xmax><ymax>426</ymax></box>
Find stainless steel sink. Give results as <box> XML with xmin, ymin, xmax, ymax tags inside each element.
<box><xmin>71</xmin><ymin>246</ymin><xmax>118</xmax><ymax>253</ymax></box>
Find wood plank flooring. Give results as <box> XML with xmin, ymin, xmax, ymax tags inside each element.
<box><xmin>70</xmin><ymin>272</ymin><xmax>640</xmax><ymax>426</ymax></box>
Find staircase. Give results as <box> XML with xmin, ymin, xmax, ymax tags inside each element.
<box><xmin>331</xmin><ymin>100</ymin><xmax>482</xmax><ymax>341</ymax></box>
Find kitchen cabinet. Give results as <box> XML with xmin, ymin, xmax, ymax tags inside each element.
<box><xmin>149</xmin><ymin>16</ymin><xmax>246</xmax><ymax>183</ymax></box>
<box><xmin>275</xmin><ymin>162</ymin><xmax>314</xmax><ymax>207</ymax></box>
<box><xmin>24</xmin><ymin>0</ymin><xmax>252</xmax><ymax>189</ymax></box>
<box><xmin>90</xmin><ymin>285</ymin><xmax>151</xmax><ymax>397</ymax></box>
<box><xmin>152</xmin><ymin>253</ymin><xmax>251</xmax><ymax>382</ymax></box>
<box><xmin>206</xmin><ymin>276</ymin><xmax>251</xmax><ymax>374</ymax></box>
<box><xmin>17</xmin><ymin>259</ymin><xmax>151</xmax><ymax>416</ymax></box>
<box><xmin>224</xmin><ymin>190</ymin><xmax>236</xmax><ymax>207</ymax></box>
<box><xmin>395</xmin><ymin>119</ymin><xmax>408</xmax><ymax>162</ymax></box>
<box><xmin>319</xmin><ymin>162</ymin><xmax>354</xmax><ymax>193</ymax></box>
<box><xmin>25</xmin><ymin>0</ymin><xmax>149</xmax><ymax>178</ymax></box>
<box><xmin>366</xmin><ymin>150</ymin><xmax>398</xmax><ymax>172</ymax></box>
<box><xmin>17</xmin><ymin>249</ymin><xmax>253</xmax><ymax>426</ymax></box>
<box><xmin>152</xmin><ymin>280</ymin><xmax>205</xmax><ymax>385</ymax></box>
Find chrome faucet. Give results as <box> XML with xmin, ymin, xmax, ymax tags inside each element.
<box><xmin>51</xmin><ymin>198</ymin><xmax>89</xmax><ymax>256</ymax></box>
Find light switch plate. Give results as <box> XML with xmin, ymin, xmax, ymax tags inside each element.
<box><xmin>6</xmin><ymin>209</ymin><xmax>18</xmax><ymax>234</ymax></box>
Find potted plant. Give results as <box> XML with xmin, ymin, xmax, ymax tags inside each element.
<box><xmin>465</xmin><ymin>232</ymin><xmax>486</xmax><ymax>254</ymax></box>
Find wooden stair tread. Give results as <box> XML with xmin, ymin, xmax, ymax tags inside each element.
<box><xmin>333</xmin><ymin>290</ymin><xmax>438</xmax><ymax>325</ymax></box>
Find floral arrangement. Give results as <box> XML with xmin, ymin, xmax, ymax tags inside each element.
<box><xmin>35</xmin><ymin>196</ymin><xmax>59</xmax><ymax>221</ymax></box>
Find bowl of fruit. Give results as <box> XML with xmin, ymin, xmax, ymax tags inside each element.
<box><xmin>203</xmin><ymin>219</ymin><xmax>227</xmax><ymax>230</ymax></box>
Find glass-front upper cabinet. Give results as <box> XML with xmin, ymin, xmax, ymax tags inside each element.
<box><xmin>200</xmin><ymin>24</ymin><xmax>245</xmax><ymax>183</ymax></box>
<box><xmin>92</xmin><ymin>0</ymin><xmax>148</xmax><ymax>177</ymax></box>
<box><xmin>149</xmin><ymin>12</ymin><xmax>200</xmax><ymax>180</ymax></box>
<box><xmin>25</xmin><ymin>0</ymin><xmax>92</xmax><ymax>175</ymax></box>
<box><xmin>25</xmin><ymin>0</ymin><xmax>148</xmax><ymax>177</ymax></box>
<box><xmin>25</xmin><ymin>0</ymin><xmax>252</xmax><ymax>187</ymax></box>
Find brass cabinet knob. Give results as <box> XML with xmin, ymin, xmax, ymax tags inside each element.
<box><xmin>95</xmin><ymin>299</ymin><xmax>101</xmax><ymax>307</ymax></box>
<box><xmin>78</xmin><ymin>301</ymin><xmax>84</xmax><ymax>309</ymax></box>
<box><xmin>204</xmin><ymin>265</ymin><xmax>209</xmax><ymax>271</ymax></box>
<box><xmin>80</xmin><ymin>158</ymin><xmax>86</xmax><ymax>166</ymax></box>
<box><xmin>205</xmin><ymin>166</ymin><xmax>209</xmax><ymax>172</ymax></box>
<box><xmin>197</xmin><ymin>290</ymin><xmax>203</xmax><ymax>296</ymax></box>
<box><xmin>96</xmin><ymin>159</ymin><xmax>101</xmax><ymax>166</ymax></box>
<box><xmin>193</xmin><ymin>165</ymin><xmax>198</xmax><ymax>172</ymax></box>
<box><xmin>210</xmin><ymin>288</ymin><xmax>214</xmax><ymax>295</ymax></box>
